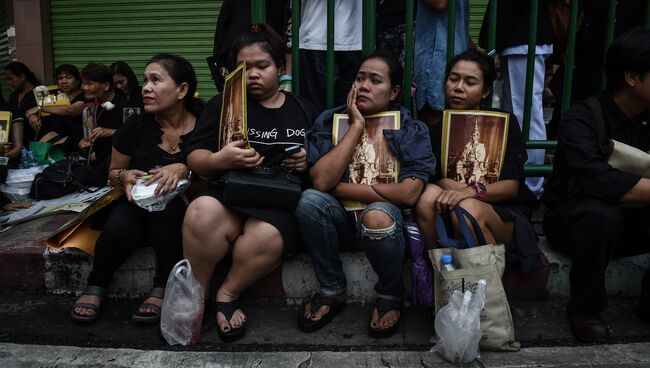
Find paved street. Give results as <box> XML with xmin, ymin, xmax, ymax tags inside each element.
<box><xmin>1</xmin><ymin>293</ymin><xmax>649</xmax><ymax>367</ymax></box>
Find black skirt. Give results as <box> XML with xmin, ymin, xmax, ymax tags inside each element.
<box><xmin>198</xmin><ymin>185</ymin><xmax>301</xmax><ymax>257</ymax></box>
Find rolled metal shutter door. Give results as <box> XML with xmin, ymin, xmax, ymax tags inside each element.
<box><xmin>50</xmin><ymin>0</ymin><xmax>221</xmax><ymax>99</ymax></box>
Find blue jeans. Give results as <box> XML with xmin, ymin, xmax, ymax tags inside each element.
<box><xmin>295</xmin><ymin>189</ymin><xmax>406</xmax><ymax>300</ymax></box>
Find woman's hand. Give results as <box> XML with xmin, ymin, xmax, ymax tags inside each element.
<box><xmin>26</xmin><ymin>107</ymin><xmax>39</xmax><ymax>117</ymax></box>
<box><xmin>90</xmin><ymin>127</ymin><xmax>113</xmax><ymax>141</ymax></box>
<box><xmin>347</xmin><ymin>85</ymin><xmax>365</xmax><ymax>128</ymax></box>
<box><xmin>147</xmin><ymin>164</ymin><xmax>188</xmax><ymax>196</ymax></box>
<box><xmin>120</xmin><ymin>169</ymin><xmax>148</xmax><ymax>202</ymax></box>
<box><xmin>433</xmin><ymin>187</ymin><xmax>476</xmax><ymax>213</ymax></box>
<box><xmin>2</xmin><ymin>202</ymin><xmax>32</xmax><ymax>212</ymax></box>
<box><xmin>217</xmin><ymin>139</ymin><xmax>263</xmax><ymax>170</ymax></box>
<box><xmin>28</xmin><ymin>114</ymin><xmax>41</xmax><ymax>132</ymax></box>
<box><xmin>282</xmin><ymin>148</ymin><xmax>308</xmax><ymax>172</ymax></box>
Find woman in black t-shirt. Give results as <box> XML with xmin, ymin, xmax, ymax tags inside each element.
<box><xmin>415</xmin><ymin>50</ymin><xmax>538</xmax><ymax>254</ymax></box>
<box><xmin>183</xmin><ymin>24</ymin><xmax>315</xmax><ymax>343</ymax></box>
<box><xmin>4</xmin><ymin>62</ymin><xmax>39</xmax><ymax>163</ymax></box>
<box><xmin>70</xmin><ymin>54</ymin><xmax>203</xmax><ymax>325</ymax></box>
<box><xmin>26</xmin><ymin>64</ymin><xmax>87</xmax><ymax>154</ymax></box>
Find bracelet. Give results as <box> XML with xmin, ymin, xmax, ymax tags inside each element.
<box><xmin>469</xmin><ymin>180</ymin><xmax>487</xmax><ymax>200</ymax></box>
<box><xmin>114</xmin><ymin>169</ymin><xmax>127</xmax><ymax>186</ymax></box>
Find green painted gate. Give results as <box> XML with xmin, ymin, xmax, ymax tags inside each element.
<box><xmin>50</xmin><ymin>0</ymin><xmax>221</xmax><ymax>99</ymax></box>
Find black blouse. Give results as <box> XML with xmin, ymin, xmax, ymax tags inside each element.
<box><xmin>113</xmin><ymin>113</ymin><xmax>194</xmax><ymax>172</ymax></box>
<box><xmin>8</xmin><ymin>89</ymin><xmax>38</xmax><ymax>146</ymax></box>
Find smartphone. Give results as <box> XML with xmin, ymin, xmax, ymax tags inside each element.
<box><xmin>206</xmin><ymin>56</ymin><xmax>224</xmax><ymax>92</ymax></box>
<box><xmin>284</xmin><ymin>145</ymin><xmax>301</xmax><ymax>157</ymax></box>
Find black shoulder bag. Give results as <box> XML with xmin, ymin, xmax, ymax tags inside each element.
<box><xmin>221</xmin><ymin>93</ymin><xmax>310</xmax><ymax>212</ymax></box>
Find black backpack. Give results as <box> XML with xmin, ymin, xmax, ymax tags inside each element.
<box><xmin>29</xmin><ymin>159</ymin><xmax>94</xmax><ymax>200</ymax></box>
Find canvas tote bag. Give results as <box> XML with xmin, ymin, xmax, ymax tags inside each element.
<box><xmin>430</xmin><ymin>206</ymin><xmax>519</xmax><ymax>351</ymax></box>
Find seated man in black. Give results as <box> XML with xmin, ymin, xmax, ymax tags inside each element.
<box><xmin>543</xmin><ymin>27</ymin><xmax>650</xmax><ymax>342</ymax></box>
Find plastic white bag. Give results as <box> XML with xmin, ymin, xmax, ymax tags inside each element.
<box><xmin>131</xmin><ymin>178</ymin><xmax>190</xmax><ymax>212</ymax></box>
<box><xmin>435</xmin><ymin>279</ymin><xmax>487</xmax><ymax>363</ymax></box>
<box><xmin>160</xmin><ymin>259</ymin><xmax>204</xmax><ymax>346</ymax></box>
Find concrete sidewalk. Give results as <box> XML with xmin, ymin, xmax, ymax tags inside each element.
<box><xmin>2</xmin><ymin>342</ymin><xmax>650</xmax><ymax>367</ymax></box>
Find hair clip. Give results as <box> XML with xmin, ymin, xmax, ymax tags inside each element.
<box><xmin>250</xmin><ymin>24</ymin><xmax>264</xmax><ymax>33</ymax></box>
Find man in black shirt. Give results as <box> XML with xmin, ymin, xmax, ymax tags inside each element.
<box><xmin>543</xmin><ymin>27</ymin><xmax>650</xmax><ymax>342</ymax></box>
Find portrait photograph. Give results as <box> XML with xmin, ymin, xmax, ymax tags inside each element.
<box><xmin>0</xmin><ymin>117</ymin><xmax>10</xmax><ymax>144</ymax></box>
<box><xmin>441</xmin><ymin>110</ymin><xmax>510</xmax><ymax>185</ymax></box>
<box><xmin>333</xmin><ymin>111</ymin><xmax>400</xmax><ymax>210</ymax></box>
<box><xmin>218</xmin><ymin>62</ymin><xmax>247</xmax><ymax>150</ymax></box>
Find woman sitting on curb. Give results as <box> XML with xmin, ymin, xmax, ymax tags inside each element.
<box><xmin>70</xmin><ymin>54</ymin><xmax>203</xmax><ymax>324</ymax></box>
<box><xmin>182</xmin><ymin>24</ymin><xmax>317</xmax><ymax>343</ymax></box>
<box><xmin>415</xmin><ymin>50</ymin><xmax>538</xmax><ymax>265</ymax></box>
<box><xmin>296</xmin><ymin>52</ymin><xmax>436</xmax><ymax>338</ymax></box>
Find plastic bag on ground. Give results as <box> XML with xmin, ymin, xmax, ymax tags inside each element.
<box><xmin>435</xmin><ymin>279</ymin><xmax>486</xmax><ymax>364</ymax></box>
<box><xmin>160</xmin><ymin>259</ymin><xmax>204</xmax><ymax>346</ymax></box>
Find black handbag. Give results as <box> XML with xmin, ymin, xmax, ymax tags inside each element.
<box><xmin>222</xmin><ymin>166</ymin><xmax>302</xmax><ymax>212</ymax></box>
<box><xmin>29</xmin><ymin>158</ymin><xmax>96</xmax><ymax>200</ymax></box>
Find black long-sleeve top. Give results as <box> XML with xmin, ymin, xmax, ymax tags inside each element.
<box><xmin>543</xmin><ymin>92</ymin><xmax>650</xmax><ymax>208</ymax></box>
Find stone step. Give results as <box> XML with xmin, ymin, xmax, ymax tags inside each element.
<box><xmin>2</xmin><ymin>215</ymin><xmax>648</xmax><ymax>303</ymax></box>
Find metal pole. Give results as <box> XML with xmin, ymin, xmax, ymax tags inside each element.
<box><xmin>327</xmin><ymin>0</ymin><xmax>335</xmax><ymax>108</ymax></box>
<box><xmin>251</xmin><ymin>0</ymin><xmax>265</xmax><ymax>24</ymax></box>
<box><xmin>446</xmin><ymin>0</ymin><xmax>457</xmax><ymax>62</ymax></box>
<box><xmin>602</xmin><ymin>0</ymin><xmax>617</xmax><ymax>89</ymax></box>
<box><xmin>292</xmin><ymin>0</ymin><xmax>300</xmax><ymax>96</ymax></box>
<box><xmin>522</xmin><ymin>0</ymin><xmax>538</xmax><ymax>143</ymax></box>
<box><xmin>561</xmin><ymin>0</ymin><xmax>579</xmax><ymax>113</ymax></box>
<box><xmin>402</xmin><ymin>0</ymin><xmax>415</xmax><ymax>109</ymax></box>
<box><xmin>487</xmin><ymin>0</ymin><xmax>497</xmax><ymax>55</ymax></box>
<box><xmin>362</xmin><ymin>0</ymin><xmax>376</xmax><ymax>56</ymax></box>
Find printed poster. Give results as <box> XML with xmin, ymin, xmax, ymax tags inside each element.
<box><xmin>218</xmin><ymin>62</ymin><xmax>247</xmax><ymax>150</ymax></box>
<box><xmin>0</xmin><ymin>111</ymin><xmax>12</xmax><ymax>144</ymax></box>
<box><xmin>441</xmin><ymin>110</ymin><xmax>509</xmax><ymax>185</ymax></box>
<box><xmin>333</xmin><ymin>111</ymin><xmax>400</xmax><ymax>210</ymax></box>
<box><xmin>33</xmin><ymin>85</ymin><xmax>70</xmax><ymax>117</ymax></box>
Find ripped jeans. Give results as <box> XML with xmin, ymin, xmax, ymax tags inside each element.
<box><xmin>295</xmin><ymin>189</ymin><xmax>406</xmax><ymax>300</ymax></box>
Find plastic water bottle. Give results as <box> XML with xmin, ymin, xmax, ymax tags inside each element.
<box><xmin>19</xmin><ymin>148</ymin><xmax>28</xmax><ymax>169</ymax></box>
<box><xmin>441</xmin><ymin>254</ymin><xmax>456</xmax><ymax>272</ymax></box>
<box><xmin>26</xmin><ymin>150</ymin><xmax>36</xmax><ymax>167</ymax></box>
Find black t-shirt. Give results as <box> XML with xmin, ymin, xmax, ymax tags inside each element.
<box><xmin>187</xmin><ymin>92</ymin><xmax>317</xmax><ymax>171</ymax></box>
<box><xmin>113</xmin><ymin>113</ymin><xmax>194</xmax><ymax>172</ymax></box>
<box><xmin>9</xmin><ymin>89</ymin><xmax>38</xmax><ymax>146</ymax></box>
<box><xmin>91</xmin><ymin>93</ymin><xmax>129</xmax><ymax>161</ymax></box>
<box><xmin>429</xmin><ymin>109</ymin><xmax>537</xmax><ymax>216</ymax></box>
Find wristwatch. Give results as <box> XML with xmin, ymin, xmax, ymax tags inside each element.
<box><xmin>469</xmin><ymin>180</ymin><xmax>487</xmax><ymax>200</ymax></box>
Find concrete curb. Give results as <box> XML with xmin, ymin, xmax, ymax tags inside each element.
<box><xmin>3</xmin><ymin>236</ymin><xmax>649</xmax><ymax>302</ymax></box>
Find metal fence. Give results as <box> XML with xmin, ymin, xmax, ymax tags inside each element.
<box><xmin>251</xmin><ymin>0</ymin><xmax>650</xmax><ymax>176</ymax></box>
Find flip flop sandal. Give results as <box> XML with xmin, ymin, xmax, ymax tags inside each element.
<box><xmin>70</xmin><ymin>285</ymin><xmax>106</xmax><ymax>323</ymax></box>
<box><xmin>132</xmin><ymin>287</ymin><xmax>165</xmax><ymax>324</ymax></box>
<box><xmin>368</xmin><ymin>297</ymin><xmax>402</xmax><ymax>339</ymax></box>
<box><xmin>215</xmin><ymin>300</ymin><xmax>246</xmax><ymax>343</ymax></box>
<box><xmin>297</xmin><ymin>293</ymin><xmax>346</xmax><ymax>333</ymax></box>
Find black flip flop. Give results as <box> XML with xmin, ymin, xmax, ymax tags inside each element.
<box><xmin>70</xmin><ymin>285</ymin><xmax>106</xmax><ymax>323</ymax></box>
<box><xmin>368</xmin><ymin>297</ymin><xmax>402</xmax><ymax>339</ymax></box>
<box><xmin>298</xmin><ymin>293</ymin><xmax>346</xmax><ymax>333</ymax></box>
<box><xmin>132</xmin><ymin>287</ymin><xmax>165</xmax><ymax>324</ymax></box>
<box><xmin>215</xmin><ymin>300</ymin><xmax>246</xmax><ymax>343</ymax></box>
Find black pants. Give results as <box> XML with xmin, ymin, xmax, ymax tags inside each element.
<box><xmin>299</xmin><ymin>49</ymin><xmax>362</xmax><ymax>112</ymax></box>
<box><xmin>87</xmin><ymin>197</ymin><xmax>186</xmax><ymax>289</ymax></box>
<box><xmin>544</xmin><ymin>197</ymin><xmax>650</xmax><ymax>316</ymax></box>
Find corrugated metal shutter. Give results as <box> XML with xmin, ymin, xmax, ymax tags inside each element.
<box><xmin>0</xmin><ymin>1</ymin><xmax>10</xmax><ymax>99</ymax></box>
<box><xmin>50</xmin><ymin>0</ymin><xmax>221</xmax><ymax>100</ymax></box>
<box><xmin>469</xmin><ymin>0</ymin><xmax>489</xmax><ymax>46</ymax></box>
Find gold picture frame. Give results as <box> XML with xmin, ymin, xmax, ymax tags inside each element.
<box><xmin>218</xmin><ymin>62</ymin><xmax>248</xmax><ymax>150</ymax></box>
<box><xmin>332</xmin><ymin>111</ymin><xmax>400</xmax><ymax>210</ymax></box>
<box><xmin>441</xmin><ymin>110</ymin><xmax>510</xmax><ymax>185</ymax></box>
